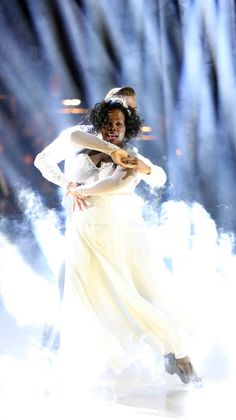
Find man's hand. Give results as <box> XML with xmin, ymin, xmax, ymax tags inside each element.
<box><xmin>122</xmin><ymin>157</ymin><xmax>151</xmax><ymax>174</ymax></box>
<box><xmin>110</xmin><ymin>149</ymin><xmax>137</xmax><ymax>168</ymax></box>
<box><xmin>110</xmin><ymin>150</ymin><xmax>151</xmax><ymax>174</ymax></box>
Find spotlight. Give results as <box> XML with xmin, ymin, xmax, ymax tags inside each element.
<box><xmin>141</xmin><ymin>126</ymin><xmax>152</xmax><ymax>133</ymax></box>
<box><xmin>23</xmin><ymin>154</ymin><xmax>33</xmax><ymax>165</ymax></box>
<box><xmin>61</xmin><ymin>99</ymin><xmax>81</xmax><ymax>106</ymax></box>
<box><xmin>175</xmin><ymin>148</ymin><xmax>182</xmax><ymax>156</ymax></box>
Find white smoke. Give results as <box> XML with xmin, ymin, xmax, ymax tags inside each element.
<box><xmin>1</xmin><ymin>187</ymin><xmax>236</xmax><ymax>416</ymax></box>
<box><xmin>0</xmin><ymin>189</ymin><xmax>63</xmax><ymax>327</ymax></box>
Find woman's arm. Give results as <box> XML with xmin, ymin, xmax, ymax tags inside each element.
<box><xmin>68</xmin><ymin>166</ymin><xmax>137</xmax><ymax>197</ymax></box>
<box><xmin>67</xmin><ymin>153</ymin><xmax>166</xmax><ymax>201</ymax></box>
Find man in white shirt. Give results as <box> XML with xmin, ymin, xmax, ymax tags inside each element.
<box><xmin>34</xmin><ymin>87</ymin><xmax>138</xmax><ymax>193</ymax></box>
<box><xmin>34</xmin><ymin>86</ymin><xmax>166</xmax><ymax>205</ymax></box>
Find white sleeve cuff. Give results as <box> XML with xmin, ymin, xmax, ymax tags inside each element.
<box><xmin>143</xmin><ymin>165</ymin><xmax>167</xmax><ymax>188</ymax></box>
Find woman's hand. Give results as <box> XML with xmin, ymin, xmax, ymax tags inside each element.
<box><xmin>66</xmin><ymin>182</ymin><xmax>88</xmax><ymax>211</ymax></box>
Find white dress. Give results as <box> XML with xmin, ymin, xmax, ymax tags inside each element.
<box><xmin>34</xmin><ymin>128</ymin><xmax>188</xmax><ymax>361</ymax></box>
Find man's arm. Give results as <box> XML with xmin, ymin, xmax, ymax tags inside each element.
<box><xmin>34</xmin><ymin>126</ymin><xmax>79</xmax><ymax>188</ymax></box>
<box><xmin>34</xmin><ymin>126</ymin><xmax>138</xmax><ymax>189</ymax></box>
<box><xmin>70</xmin><ymin>129</ymin><xmax>137</xmax><ymax>168</ymax></box>
<box><xmin>133</xmin><ymin>153</ymin><xmax>167</xmax><ymax>188</ymax></box>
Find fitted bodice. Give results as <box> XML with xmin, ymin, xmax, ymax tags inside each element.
<box><xmin>64</xmin><ymin>151</ymin><xmax>115</xmax><ymax>184</ymax></box>
<box><xmin>64</xmin><ymin>151</ymin><xmax>139</xmax><ymax>194</ymax></box>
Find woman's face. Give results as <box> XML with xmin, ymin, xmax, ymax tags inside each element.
<box><xmin>101</xmin><ymin>109</ymin><xmax>126</xmax><ymax>146</ymax></box>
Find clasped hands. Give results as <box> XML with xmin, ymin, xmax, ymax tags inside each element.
<box><xmin>66</xmin><ymin>149</ymin><xmax>151</xmax><ymax>211</ymax></box>
<box><xmin>110</xmin><ymin>149</ymin><xmax>151</xmax><ymax>174</ymax></box>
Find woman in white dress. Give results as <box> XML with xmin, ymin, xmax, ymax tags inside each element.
<box><xmin>34</xmin><ymin>99</ymin><xmax>201</xmax><ymax>385</ymax></box>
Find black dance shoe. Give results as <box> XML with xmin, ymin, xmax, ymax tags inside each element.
<box><xmin>164</xmin><ymin>353</ymin><xmax>202</xmax><ymax>385</ymax></box>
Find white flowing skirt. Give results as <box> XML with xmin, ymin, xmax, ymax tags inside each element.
<box><xmin>63</xmin><ymin>195</ymin><xmax>189</xmax><ymax>363</ymax></box>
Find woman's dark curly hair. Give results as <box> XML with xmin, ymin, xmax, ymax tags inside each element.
<box><xmin>88</xmin><ymin>99</ymin><xmax>143</xmax><ymax>141</ymax></box>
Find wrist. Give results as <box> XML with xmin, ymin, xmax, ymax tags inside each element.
<box><xmin>66</xmin><ymin>181</ymin><xmax>82</xmax><ymax>190</ymax></box>
<box><xmin>108</xmin><ymin>145</ymin><xmax>120</xmax><ymax>156</ymax></box>
<box><xmin>138</xmin><ymin>166</ymin><xmax>151</xmax><ymax>175</ymax></box>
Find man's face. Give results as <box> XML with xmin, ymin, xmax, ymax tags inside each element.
<box><xmin>124</xmin><ymin>95</ymin><xmax>137</xmax><ymax>111</ymax></box>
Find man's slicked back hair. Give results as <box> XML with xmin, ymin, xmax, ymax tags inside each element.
<box><xmin>105</xmin><ymin>86</ymin><xmax>136</xmax><ymax>100</ymax></box>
